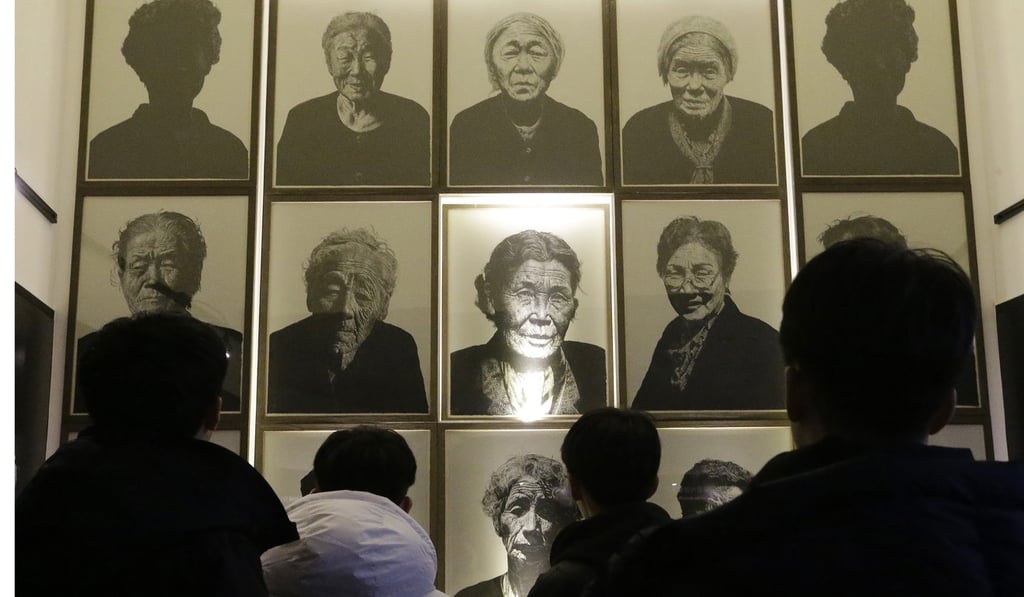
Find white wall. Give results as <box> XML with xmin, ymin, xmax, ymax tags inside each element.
<box><xmin>13</xmin><ymin>0</ymin><xmax>1024</xmax><ymax>460</ymax></box>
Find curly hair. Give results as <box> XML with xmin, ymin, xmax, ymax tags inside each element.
<box><xmin>481</xmin><ymin>454</ymin><xmax>574</xmax><ymax>535</ymax></box>
<box><xmin>303</xmin><ymin>228</ymin><xmax>399</xmax><ymax>298</ymax></box>
<box><xmin>821</xmin><ymin>0</ymin><xmax>918</xmax><ymax>79</ymax></box>
<box><xmin>656</xmin><ymin>216</ymin><xmax>738</xmax><ymax>283</ymax></box>
<box><xmin>819</xmin><ymin>215</ymin><xmax>907</xmax><ymax>249</ymax></box>
<box><xmin>484</xmin><ymin>13</ymin><xmax>565</xmax><ymax>91</ymax></box>
<box><xmin>122</xmin><ymin>0</ymin><xmax>222</xmax><ymax>79</ymax></box>
<box><xmin>114</xmin><ymin>211</ymin><xmax>206</xmax><ymax>297</ymax></box>
<box><xmin>322</xmin><ymin>12</ymin><xmax>394</xmax><ymax>78</ymax></box>
<box><xmin>677</xmin><ymin>459</ymin><xmax>752</xmax><ymax>496</ymax></box>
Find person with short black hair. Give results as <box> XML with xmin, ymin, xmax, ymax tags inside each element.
<box><xmin>528</xmin><ymin>408</ymin><xmax>670</xmax><ymax>597</ymax></box>
<box><xmin>261</xmin><ymin>426</ymin><xmax>444</xmax><ymax>597</ymax></box>
<box><xmin>585</xmin><ymin>239</ymin><xmax>1024</xmax><ymax>596</ymax></box>
<box><xmin>675</xmin><ymin>458</ymin><xmax>751</xmax><ymax>518</ymax></box>
<box><xmin>17</xmin><ymin>313</ymin><xmax>298</xmax><ymax>596</ymax></box>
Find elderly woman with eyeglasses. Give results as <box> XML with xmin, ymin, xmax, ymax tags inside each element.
<box><xmin>448</xmin><ymin>12</ymin><xmax>603</xmax><ymax>186</ymax></box>
<box><xmin>631</xmin><ymin>216</ymin><xmax>784</xmax><ymax>411</ymax></box>
<box><xmin>621</xmin><ymin>15</ymin><xmax>776</xmax><ymax>185</ymax></box>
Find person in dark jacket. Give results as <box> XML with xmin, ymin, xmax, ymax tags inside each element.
<box><xmin>528</xmin><ymin>408</ymin><xmax>670</xmax><ymax>597</ymax></box>
<box><xmin>448</xmin><ymin>12</ymin><xmax>603</xmax><ymax>186</ymax></box>
<box><xmin>631</xmin><ymin>216</ymin><xmax>784</xmax><ymax>411</ymax></box>
<box><xmin>620</xmin><ymin>15</ymin><xmax>776</xmax><ymax>185</ymax></box>
<box><xmin>17</xmin><ymin>313</ymin><xmax>298</xmax><ymax>597</ymax></box>
<box><xmin>587</xmin><ymin>239</ymin><xmax>1024</xmax><ymax>596</ymax></box>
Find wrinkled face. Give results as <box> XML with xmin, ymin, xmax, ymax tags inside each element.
<box><xmin>306</xmin><ymin>243</ymin><xmax>390</xmax><ymax>360</ymax></box>
<box><xmin>494</xmin><ymin>259</ymin><xmax>577</xmax><ymax>360</ymax></box>
<box><xmin>490</xmin><ymin>22</ymin><xmax>556</xmax><ymax>102</ymax></box>
<box><xmin>662</xmin><ymin>241</ymin><xmax>727</xmax><ymax>322</ymax></box>
<box><xmin>326</xmin><ymin>29</ymin><xmax>384</xmax><ymax>102</ymax></box>
<box><xmin>139</xmin><ymin>37</ymin><xmax>211</xmax><ymax>105</ymax></box>
<box><xmin>118</xmin><ymin>230</ymin><xmax>197</xmax><ymax>315</ymax></box>
<box><xmin>677</xmin><ymin>485</ymin><xmax>743</xmax><ymax>518</ymax></box>
<box><xmin>667</xmin><ymin>34</ymin><xmax>729</xmax><ymax>120</ymax></box>
<box><xmin>499</xmin><ymin>477</ymin><xmax>572</xmax><ymax>565</ymax></box>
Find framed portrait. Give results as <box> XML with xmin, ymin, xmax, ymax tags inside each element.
<box><xmin>788</xmin><ymin>0</ymin><xmax>963</xmax><ymax>177</ymax></box>
<box><xmin>446</xmin><ymin>0</ymin><xmax>608</xmax><ymax>188</ymax></box>
<box><xmin>261</xmin><ymin>200</ymin><xmax>433</xmax><ymax>415</ymax></box>
<box><xmin>799</xmin><ymin>191</ymin><xmax>981</xmax><ymax>407</ymax></box>
<box><xmin>443</xmin><ymin>427</ymin><xmax>574</xmax><ymax>596</ymax></box>
<box><xmin>615</xmin><ymin>0</ymin><xmax>780</xmax><ymax>187</ymax></box>
<box><xmin>67</xmin><ymin>195</ymin><xmax>252</xmax><ymax>414</ymax></box>
<box><xmin>441</xmin><ymin>196</ymin><xmax>615</xmax><ymax>419</ymax></box>
<box><xmin>654</xmin><ymin>425</ymin><xmax>792</xmax><ymax>518</ymax></box>
<box><xmin>621</xmin><ymin>199</ymin><xmax>787</xmax><ymax>412</ymax></box>
<box><xmin>930</xmin><ymin>424</ymin><xmax>988</xmax><ymax>459</ymax></box>
<box><xmin>269</xmin><ymin>0</ymin><xmax>435</xmax><ymax>188</ymax></box>
<box><xmin>81</xmin><ymin>0</ymin><xmax>259</xmax><ymax>182</ymax></box>
<box><xmin>260</xmin><ymin>428</ymin><xmax>433</xmax><ymax>533</ymax></box>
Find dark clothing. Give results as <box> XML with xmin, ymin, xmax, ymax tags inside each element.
<box><xmin>529</xmin><ymin>502</ymin><xmax>671</xmax><ymax>597</ymax></box>
<box><xmin>454</xmin><ymin>576</ymin><xmax>503</xmax><ymax>597</ymax></box>
<box><xmin>449</xmin><ymin>94</ymin><xmax>603</xmax><ymax>186</ymax></box>
<box><xmin>268</xmin><ymin>317</ymin><xmax>427</xmax><ymax>413</ymax></box>
<box><xmin>76</xmin><ymin>322</ymin><xmax>244</xmax><ymax>412</ymax></box>
<box><xmin>632</xmin><ymin>296</ymin><xmax>784</xmax><ymax>411</ymax></box>
<box><xmin>621</xmin><ymin>97</ymin><xmax>776</xmax><ymax>185</ymax></box>
<box><xmin>276</xmin><ymin>91</ymin><xmax>430</xmax><ymax>186</ymax></box>
<box><xmin>802</xmin><ymin>102</ymin><xmax>960</xmax><ymax>175</ymax></box>
<box><xmin>89</xmin><ymin>104</ymin><xmax>248</xmax><ymax>179</ymax></box>
<box><xmin>587</xmin><ymin>438</ymin><xmax>1024</xmax><ymax>597</ymax></box>
<box><xmin>16</xmin><ymin>427</ymin><xmax>298</xmax><ymax>597</ymax></box>
<box><xmin>450</xmin><ymin>334</ymin><xmax>607</xmax><ymax>416</ymax></box>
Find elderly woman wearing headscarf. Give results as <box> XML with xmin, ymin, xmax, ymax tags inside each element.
<box><xmin>276</xmin><ymin>12</ymin><xmax>430</xmax><ymax>186</ymax></box>
<box><xmin>449</xmin><ymin>12</ymin><xmax>603</xmax><ymax>186</ymax></box>
<box><xmin>621</xmin><ymin>16</ymin><xmax>776</xmax><ymax>185</ymax></box>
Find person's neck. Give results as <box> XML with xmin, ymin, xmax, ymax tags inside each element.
<box><xmin>501</xmin><ymin>94</ymin><xmax>543</xmax><ymax>127</ymax></box>
<box><xmin>676</xmin><ymin>102</ymin><xmax>723</xmax><ymax>141</ymax></box>
<box><xmin>337</xmin><ymin>93</ymin><xmax>382</xmax><ymax>132</ymax></box>
<box><xmin>847</xmin><ymin>91</ymin><xmax>899</xmax><ymax>118</ymax></box>
<box><xmin>505</xmin><ymin>560</ymin><xmax>546</xmax><ymax>597</ymax></box>
<box><xmin>145</xmin><ymin>94</ymin><xmax>195</xmax><ymax>123</ymax></box>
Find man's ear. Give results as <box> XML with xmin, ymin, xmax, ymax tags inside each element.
<box><xmin>927</xmin><ymin>389</ymin><xmax>956</xmax><ymax>436</ymax></box>
<box><xmin>399</xmin><ymin>495</ymin><xmax>413</xmax><ymax>513</ymax></box>
<box><xmin>568</xmin><ymin>473</ymin><xmax>583</xmax><ymax>502</ymax></box>
<box><xmin>784</xmin><ymin>365</ymin><xmax>807</xmax><ymax>424</ymax></box>
<box><xmin>203</xmin><ymin>395</ymin><xmax>222</xmax><ymax>432</ymax></box>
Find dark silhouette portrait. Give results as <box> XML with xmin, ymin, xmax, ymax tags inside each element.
<box><xmin>88</xmin><ymin>0</ymin><xmax>248</xmax><ymax>179</ymax></box>
<box><xmin>801</xmin><ymin>0</ymin><xmax>959</xmax><ymax>175</ymax></box>
<box><xmin>276</xmin><ymin>12</ymin><xmax>430</xmax><ymax>186</ymax></box>
<box><xmin>455</xmin><ymin>454</ymin><xmax>578</xmax><ymax>597</ymax></box>
<box><xmin>622</xmin><ymin>16</ymin><xmax>776</xmax><ymax>185</ymax></box>
<box><xmin>449</xmin><ymin>13</ymin><xmax>603</xmax><ymax>186</ymax></box>
<box><xmin>676</xmin><ymin>459</ymin><xmax>751</xmax><ymax>518</ymax></box>
<box><xmin>75</xmin><ymin>211</ymin><xmax>244</xmax><ymax>411</ymax></box>
<box><xmin>268</xmin><ymin>228</ymin><xmax>427</xmax><ymax>414</ymax></box>
<box><xmin>817</xmin><ymin>214</ymin><xmax>978</xmax><ymax>405</ymax></box>
<box><xmin>450</xmin><ymin>230</ymin><xmax>606</xmax><ymax>417</ymax></box>
<box><xmin>632</xmin><ymin>216</ymin><xmax>784</xmax><ymax>411</ymax></box>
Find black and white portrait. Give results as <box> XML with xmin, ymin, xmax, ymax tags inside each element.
<box><xmin>791</xmin><ymin>0</ymin><xmax>961</xmax><ymax>176</ymax></box>
<box><xmin>447</xmin><ymin>1</ymin><xmax>605</xmax><ymax>186</ymax></box>
<box><xmin>652</xmin><ymin>426</ymin><xmax>792</xmax><ymax>517</ymax></box>
<box><xmin>622</xmin><ymin>201</ymin><xmax>786</xmax><ymax>411</ymax></box>
<box><xmin>444</xmin><ymin>202</ymin><xmax>612</xmax><ymax>418</ymax></box>
<box><xmin>445</xmin><ymin>430</ymin><xmax>578</xmax><ymax>597</ymax></box>
<box><xmin>85</xmin><ymin>0</ymin><xmax>256</xmax><ymax>180</ymax></box>
<box><xmin>264</xmin><ymin>202</ymin><xmax>431</xmax><ymax>414</ymax></box>
<box><xmin>800</xmin><ymin>191</ymin><xmax>978</xmax><ymax>406</ymax></box>
<box><xmin>617</xmin><ymin>0</ymin><xmax>778</xmax><ymax>185</ymax></box>
<box><xmin>260</xmin><ymin>428</ymin><xmax>432</xmax><ymax>532</ymax></box>
<box><xmin>272</xmin><ymin>0</ymin><xmax>433</xmax><ymax>187</ymax></box>
<box><xmin>72</xmin><ymin>196</ymin><xmax>250</xmax><ymax>412</ymax></box>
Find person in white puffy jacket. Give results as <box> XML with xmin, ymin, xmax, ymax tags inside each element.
<box><xmin>261</xmin><ymin>426</ymin><xmax>446</xmax><ymax>597</ymax></box>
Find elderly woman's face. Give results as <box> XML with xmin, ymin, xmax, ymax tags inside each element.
<box><xmin>662</xmin><ymin>241</ymin><xmax>727</xmax><ymax>322</ymax></box>
<box><xmin>490</xmin><ymin>22</ymin><xmax>556</xmax><ymax>102</ymax></box>
<box><xmin>118</xmin><ymin>229</ymin><xmax>197</xmax><ymax>315</ymax></box>
<box><xmin>493</xmin><ymin>259</ymin><xmax>577</xmax><ymax>360</ymax></box>
<box><xmin>498</xmin><ymin>476</ymin><xmax>573</xmax><ymax>565</ymax></box>
<box><xmin>667</xmin><ymin>34</ymin><xmax>729</xmax><ymax>120</ymax></box>
<box><xmin>327</xmin><ymin>29</ymin><xmax>384</xmax><ymax>102</ymax></box>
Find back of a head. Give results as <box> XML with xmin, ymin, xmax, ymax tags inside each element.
<box><xmin>780</xmin><ymin>239</ymin><xmax>976</xmax><ymax>438</ymax></box>
<box><xmin>313</xmin><ymin>426</ymin><xmax>416</xmax><ymax>505</ymax></box>
<box><xmin>561</xmin><ymin>407</ymin><xmax>660</xmax><ymax>507</ymax></box>
<box><xmin>77</xmin><ymin>313</ymin><xmax>227</xmax><ymax>439</ymax></box>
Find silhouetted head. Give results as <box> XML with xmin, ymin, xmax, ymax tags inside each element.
<box><xmin>312</xmin><ymin>426</ymin><xmax>416</xmax><ymax>506</ymax></box>
<box><xmin>780</xmin><ymin>239</ymin><xmax>976</xmax><ymax>441</ymax></box>
<box><xmin>78</xmin><ymin>312</ymin><xmax>227</xmax><ymax>440</ymax></box>
<box><xmin>819</xmin><ymin>214</ymin><xmax>907</xmax><ymax>249</ymax></box>
<box><xmin>562</xmin><ymin>408</ymin><xmax>661</xmax><ymax>509</ymax></box>
<box><xmin>676</xmin><ymin>459</ymin><xmax>751</xmax><ymax>517</ymax></box>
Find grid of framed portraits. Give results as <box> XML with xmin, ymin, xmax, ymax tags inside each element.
<box><xmin>63</xmin><ymin>0</ymin><xmax>993</xmax><ymax>594</ymax></box>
